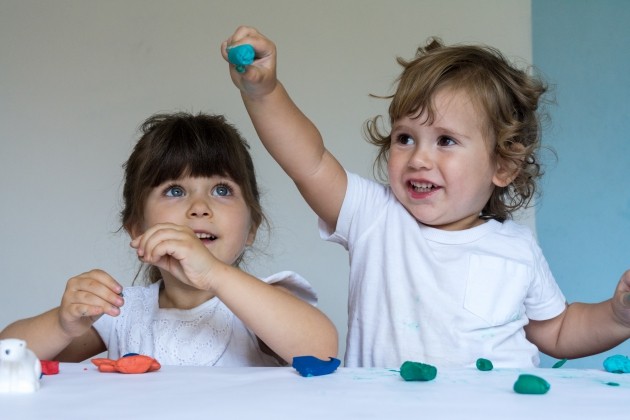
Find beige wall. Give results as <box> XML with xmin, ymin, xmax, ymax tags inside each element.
<box><xmin>0</xmin><ymin>0</ymin><xmax>532</xmax><ymax>361</ymax></box>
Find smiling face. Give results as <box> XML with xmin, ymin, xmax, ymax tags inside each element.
<box><xmin>387</xmin><ymin>88</ymin><xmax>507</xmax><ymax>231</ymax></box>
<box><xmin>138</xmin><ymin>175</ymin><xmax>257</xmax><ymax>266</ymax></box>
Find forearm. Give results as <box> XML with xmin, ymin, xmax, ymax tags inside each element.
<box><xmin>242</xmin><ymin>82</ymin><xmax>326</xmax><ymax>183</ymax></box>
<box><xmin>211</xmin><ymin>265</ymin><xmax>338</xmax><ymax>363</ymax></box>
<box><xmin>535</xmin><ymin>301</ymin><xmax>630</xmax><ymax>359</ymax></box>
<box><xmin>0</xmin><ymin>308</ymin><xmax>76</xmax><ymax>360</ymax></box>
<box><xmin>242</xmin><ymin>82</ymin><xmax>346</xmax><ymax>226</ymax></box>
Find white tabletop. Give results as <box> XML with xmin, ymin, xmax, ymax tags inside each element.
<box><xmin>1</xmin><ymin>363</ymin><xmax>627</xmax><ymax>419</ymax></box>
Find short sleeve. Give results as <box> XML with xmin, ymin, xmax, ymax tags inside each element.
<box><xmin>261</xmin><ymin>271</ymin><xmax>318</xmax><ymax>306</ymax></box>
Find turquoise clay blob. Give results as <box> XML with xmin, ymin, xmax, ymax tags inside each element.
<box><xmin>551</xmin><ymin>358</ymin><xmax>567</xmax><ymax>368</ymax></box>
<box><xmin>603</xmin><ymin>354</ymin><xmax>630</xmax><ymax>374</ymax></box>
<box><xmin>227</xmin><ymin>44</ymin><xmax>255</xmax><ymax>73</ymax></box>
<box><xmin>399</xmin><ymin>361</ymin><xmax>437</xmax><ymax>381</ymax></box>
<box><xmin>475</xmin><ymin>358</ymin><xmax>493</xmax><ymax>371</ymax></box>
<box><xmin>513</xmin><ymin>374</ymin><xmax>550</xmax><ymax>395</ymax></box>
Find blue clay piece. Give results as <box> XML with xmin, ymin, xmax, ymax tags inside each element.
<box><xmin>603</xmin><ymin>354</ymin><xmax>630</xmax><ymax>373</ymax></box>
<box><xmin>292</xmin><ymin>356</ymin><xmax>340</xmax><ymax>377</ymax></box>
<box><xmin>227</xmin><ymin>44</ymin><xmax>255</xmax><ymax>73</ymax></box>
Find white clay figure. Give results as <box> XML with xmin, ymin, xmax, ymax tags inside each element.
<box><xmin>0</xmin><ymin>338</ymin><xmax>42</xmax><ymax>393</ymax></box>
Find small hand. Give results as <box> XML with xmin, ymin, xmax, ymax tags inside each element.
<box><xmin>612</xmin><ymin>269</ymin><xmax>630</xmax><ymax>327</ymax></box>
<box><xmin>59</xmin><ymin>269</ymin><xmax>123</xmax><ymax>337</ymax></box>
<box><xmin>221</xmin><ymin>25</ymin><xmax>277</xmax><ymax>97</ymax></box>
<box><xmin>130</xmin><ymin>223</ymin><xmax>218</xmax><ymax>291</ymax></box>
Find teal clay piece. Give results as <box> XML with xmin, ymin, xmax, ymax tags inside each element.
<box><xmin>227</xmin><ymin>44</ymin><xmax>255</xmax><ymax>73</ymax></box>
<box><xmin>552</xmin><ymin>358</ymin><xmax>567</xmax><ymax>368</ymax></box>
<box><xmin>476</xmin><ymin>358</ymin><xmax>493</xmax><ymax>371</ymax></box>
<box><xmin>513</xmin><ymin>374</ymin><xmax>550</xmax><ymax>395</ymax></box>
<box><xmin>603</xmin><ymin>354</ymin><xmax>630</xmax><ymax>374</ymax></box>
<box><xmin>400</xmin><ymin>361</ymin><xmax>437</xmax><ymax>381</ymax></box>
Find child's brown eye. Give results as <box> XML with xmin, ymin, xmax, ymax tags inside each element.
<box><xmin>437</xmin><ymin>136</ymin><xmax>456</xmax><ymax>146</ymax></box>
<box><xmin>397</xmin><ymin>134</ymin><xmax>414</xmax><ymax>145</ymax></box>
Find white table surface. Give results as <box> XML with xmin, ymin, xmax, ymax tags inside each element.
<box><xmin>1</xmin><ymin>363</ymin><xmax>627</xmax><ymax>419</ymax></box>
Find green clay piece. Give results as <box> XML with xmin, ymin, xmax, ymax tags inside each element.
<box><xmin>606</xmin><ymin>382</ymin><xmax>620</xmax><ymax>387</ymax></box>
<box><xmin>476</xmin><ymin>358</ymin><xmax>493</xmax><ymax>371</ymax></box>
<box><xmin>399</xmin><ymin>361</ymin><xmax>437</xmax><ymax>382</ymax></box>
<box><xmin>603</xmin><ymin>354</ymin><xmax>630</xmax><ymax>374</ymax></box>
<box><xmin>513</xmin><ymin>374</ymin><xmax>550</xmax><ymax>395</ymax></box>
<box><xmin>552</xmin><ymin>358</ymin><xmax>567</xmax><ymax>368</ymax></box>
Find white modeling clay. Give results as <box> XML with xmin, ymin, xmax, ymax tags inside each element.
<box><xmin>0</xmin><ymin>338</ymin><xmax>42</xmax><ymax>393</ymax></box>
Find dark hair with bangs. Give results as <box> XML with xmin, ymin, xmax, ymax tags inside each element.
<box><xmin>121</xmin><ymin>112</ymin><xmax>265</xmax><ymax>283</ymax></box>
<box><xmin>365</xmin><ymin>38</ymin><xmax>549</xmax><ymax>222</ymax></box>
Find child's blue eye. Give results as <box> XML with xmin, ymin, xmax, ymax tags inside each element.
<box><xmin>165</xmin><ymin>185</ymin><xmax>185</xmax><ymax>197</ymax></box>
<box><xmin>213</xmin><ymin>184</ymin><xmax>232</xmax><ymax>197</ymax></box>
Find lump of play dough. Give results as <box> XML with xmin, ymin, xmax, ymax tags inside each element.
<box><xmin>603</xmin><ymin>354</ymin><xmax>630</xmax><ymax>373</ymax></box>
<box><xmin>227</xmin><ymin>44</ymin><xmax>255</xmax><ymax>73</ymax></box>
<box><xmin>552</xmin><ymin>358</ymin><xmax>567</xmax><ymax>368</ymax></box>
<box><xmin>0</xmin><ymin>338</ymin><xmax>42</xmax><ymax>393</ymax></box>
<box><xmin>513</xmin><ymin>374</ymin><xmax>550</xmax><ymax>395</ymax></box>
<box><xmin>292</xmin><ymin>356</ymin><xmax>340</xmax><ymax>377</ymax></box>
<box><xmin>399</xmin><ymin>361</ymin><xmax>437</xmax><ymax>381</ymax></box>
<box><xmin>476</xmin><ymin>358</ymin><xmax>493</xmax><ymax>371</ymax></box>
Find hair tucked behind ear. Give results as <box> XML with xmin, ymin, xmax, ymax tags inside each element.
<box><xmin>365</xmin><ymin>37</ymin><xmax>551</xmax><ymax>222</ymax></box>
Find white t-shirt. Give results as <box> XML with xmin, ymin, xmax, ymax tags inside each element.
<box><xmin>93</xmin><ymin>271</ymin><xmax>316</xmax><ymax>366</ymax></box>
<box><xmin>320</xmin><ymin>172</ymin><xmax>567</xmax><ymax>368</ymax></box>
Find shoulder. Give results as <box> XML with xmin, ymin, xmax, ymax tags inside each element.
<box><xmin>260</xmin><ymin>271</ymin><xmax>317</xmax><ymax>306</ymax></box>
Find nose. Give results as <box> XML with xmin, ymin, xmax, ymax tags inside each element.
<box><xmin>188</xmin><ymin>197</ymin><xmax>212</xmax><ymax>218</ymax></box>
<box><xmin>407</xmin><ymin>144</ymin><xmax>433</xmax><ymax>170</ymax></box>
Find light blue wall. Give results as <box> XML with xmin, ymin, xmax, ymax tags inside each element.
<box><xmin>533</xmin><ymin>0</ymin><xmax>630</xmax><ymax>368</ymax></box>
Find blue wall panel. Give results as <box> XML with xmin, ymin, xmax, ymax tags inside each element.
<box><xmin>533</xmin><ymin>0</ymin><xmax>630</xmax><ymax>368</ymax></box>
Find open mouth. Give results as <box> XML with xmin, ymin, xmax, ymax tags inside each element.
<box><xmin>409</xmin><ymin>181</ymin><xmax>438</xmax><ymax>193</ymax></box>
<box><xmin>196</xmin><ymin>232</ymin><xmax>217</xmax><ymax>242</ymax></box>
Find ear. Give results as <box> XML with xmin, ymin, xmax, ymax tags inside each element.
<box><xmin>246</xmin><ymin>222</ymin><xmax>258</xmax><ymax>247</ymax></box>
<box><xmin>492</xmin><ymin>143</ymin><xmax>525</xmax><ymax>188</ymax></box>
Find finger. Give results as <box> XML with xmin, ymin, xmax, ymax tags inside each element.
<box><xmin>71</xmin><ymin>269</ymin><xmax>124</xmax><ymax>300</ymax></box>
<box><xmin>64</xmin><ymin>270</ymin><xmax>124</xmax><ymax>313</ymax></box>
<box><xmin>132</xmin><ymin>223</ymin><xmax>182</xmax><ymax>257</ymax></box>
<box><xmin>136</xmin><ymin>224</ymin><xmax>182</xmax><ymax>255</ymax></box>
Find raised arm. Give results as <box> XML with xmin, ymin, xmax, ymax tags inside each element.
<box><xmin>525</xmin><ymin>269</ymin><xmax>630</xmax><ymax>359</ymax></box>
<box><xmin>222</xmin><ymin>26</ymin><xmax>347</xmax><ymax>229</ymax></box>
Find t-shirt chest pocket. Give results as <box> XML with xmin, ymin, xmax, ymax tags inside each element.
<box><xmin>463</xmin><ymin>254</ymin><xmax>531</xmax><ymax>326</ymax></box>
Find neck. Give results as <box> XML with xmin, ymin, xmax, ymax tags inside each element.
<box><xmin>157</xmin><ymin>272</ymin><xmax>215</xmax><ymax>310</ymax></box>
